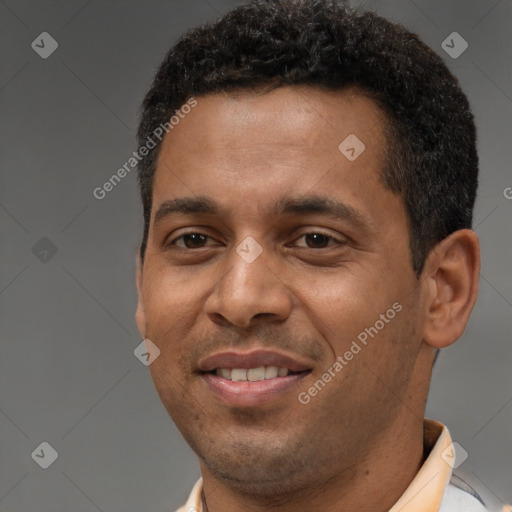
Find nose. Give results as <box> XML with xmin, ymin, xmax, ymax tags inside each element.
<box><xmin>205</xmin><ymin>242</ymin><xmax>293</xmax><ymax>329</ymax></box>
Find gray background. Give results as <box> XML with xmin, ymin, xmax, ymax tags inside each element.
<box><xmin>0</xmin><ymin>0</ymin><xmax>510</xmax><ymax>510</ymax></box>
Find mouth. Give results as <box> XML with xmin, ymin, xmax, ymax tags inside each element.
<box><xmin>198</xmin><ymin>350</ymin><xmax>313</xmax><ymax>407</ymax></box>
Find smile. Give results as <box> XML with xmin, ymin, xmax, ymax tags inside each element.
<box><xmin>198</xmin><ymin>349</ymin><xmax>313</xmax><ymax>406</ymax></box>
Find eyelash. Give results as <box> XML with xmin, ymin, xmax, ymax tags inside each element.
<box><xmin>168</xmin><ymin>231</ymin><xmax>344</xmax><ymax>249</ymax></box>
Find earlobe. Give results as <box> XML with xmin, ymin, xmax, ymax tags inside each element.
<box><xmin>422</xmin><ymin>229</ymin><xmax>480</xmax><ymax>349</ymax></box>
<box><xmin>135</xmin><ymin>252</ymin><xmax>147</xmax><ymax>338</ymax></box>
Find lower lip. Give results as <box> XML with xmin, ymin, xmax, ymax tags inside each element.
<box><xmin>201</xmin><ymin>372</ymin><xmax>309</xmax><ymax>407</ymax></box>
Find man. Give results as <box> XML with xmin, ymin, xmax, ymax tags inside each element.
<box><xmin>133</xmin><ymin>1</ymin><xmax>493</xmax><ymax>510</ymax></box>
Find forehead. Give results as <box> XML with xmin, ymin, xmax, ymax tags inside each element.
<box><xmin>159</xmin><ymin>86</ymin><xmax>386</xmax><ymax>157</ymax></box>
<box><xmin>152</xmin><ymin>86</ymin><xmax>390</xmax><ymax>208</ymax></box>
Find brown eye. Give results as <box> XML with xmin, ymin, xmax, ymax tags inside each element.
<box><xmin>176</xmin><ymin>233</ymin><xmax>210</xmax><ymax>248</ymax></box>
<box><xmin>303</xmin><ymin>233</ymin><xmax>333</xmax><ymax>248</ymax></box>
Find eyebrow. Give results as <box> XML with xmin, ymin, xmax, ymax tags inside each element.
<box><xmin>274</xmin><ymin>195</ymin><xmax>371</xmax><ymax>231</ymax></box>
<box><xmin>154</xmin><ymin>196</ymin><xmax>219</xmax><ymax>224</ymax></box>
<box><xmin>153</xmin><ymin>194</ymin><xmax>372</xmax><ymax>232</ymax></box>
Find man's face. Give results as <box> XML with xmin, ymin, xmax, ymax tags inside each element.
<box><xmin>136</xmin><ymin>86</ymin><xmax>428</xmax><ymax>493</ymax></box>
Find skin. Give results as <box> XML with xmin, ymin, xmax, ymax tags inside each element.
<box><xmin>135</xmin><ymin>86</ymin><xmax>480</xmax><ymax>512</ymax></box>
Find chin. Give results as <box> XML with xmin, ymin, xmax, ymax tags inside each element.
<box><xmin>193</xmin><ymin>431</ymin><xmax>321</xmax><ymax>496</ymax></box>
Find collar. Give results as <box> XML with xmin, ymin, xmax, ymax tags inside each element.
<box><xmin>389</xmin><ymin>418</ymin><xmax>453</xmax><ymax>511</ymax></box>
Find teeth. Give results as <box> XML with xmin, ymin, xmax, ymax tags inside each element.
<box><xmin>214</xmin><ymin>366</ymin><xmax>290</xmax><ymax>381</ymax></box>
<box><xmin>247</xmin><ymin>367</ymin><xmax>266</xmax><ymax>381</ymax></box>
<box><xmin>264</xmin><ymin>366</ymin><xmax>278</xmax><ymax>379</ymax></box>
<box><xmin>231</xmin><ymin>369</ymin><xmax>247</xmax><ymax>381</ymax></box>
<box><xmin>219</xmin><ymin>368</ymin><xmax>231</xmax><ymax>379</ymax></box>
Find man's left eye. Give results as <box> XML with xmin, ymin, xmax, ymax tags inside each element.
<box><xmin>173</xmin><ymin>233</ymin><xmax>214</xmax><ymax>249</ymax></box>
<box><xmin>294</xmin><ymin>233</ymin><xmax>340</xmax><ymax>249</ymax></box>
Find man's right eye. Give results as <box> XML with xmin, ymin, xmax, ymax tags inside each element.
<box><xmin>170</xmin><ymin>232</ymin><xmax>213</xmax><ymax>249</ymax></box>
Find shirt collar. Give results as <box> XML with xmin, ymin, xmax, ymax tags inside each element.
<box><xmin>389</xmin><ymin>418</ymin><xmax>453</xmax><ymax>512</ymax></box>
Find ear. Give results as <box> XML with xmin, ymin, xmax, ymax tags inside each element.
<box><xmin>421</xmin><ymin>229</ymin><xmax>480</xmax><ymax>349</ymax></box>
<box><xmin>135</xmin><ymin>251</ymin><xmax>147</xmax><ymax>338</ymax></box>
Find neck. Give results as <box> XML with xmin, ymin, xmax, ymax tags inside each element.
<box><xmin>200</xmin><ymin>411</ymin><xmax>426</xmax><ymax>512</ymax></box>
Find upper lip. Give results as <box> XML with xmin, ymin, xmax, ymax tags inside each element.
<box><xmin>198</xmin><ymin>349</ymin><xmax>312</xmax><ymax>373</ymax></box>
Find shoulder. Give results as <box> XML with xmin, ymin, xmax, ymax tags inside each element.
<box><xmin>439</xmin><ymin>473</ymin><xmax>501</xmax><ymax>512</ymax></box>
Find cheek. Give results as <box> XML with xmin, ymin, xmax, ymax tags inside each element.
<box><xmin>141</xmin><ymin>267</ymin><xmax>205</xmax><ymax>377</ymax></box>
<box><xmin>143</xmin><ymin>263</ymin><xmax>202</xmax><ymax>321</ymax></box>
<box><xmin>293</xmin><ymin>266</ymin><xmax>399</xmax><ymax>347</ymax></box>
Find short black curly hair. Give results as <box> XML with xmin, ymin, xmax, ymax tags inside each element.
<box><xmin>136</xmin><ymin>0</ymin><xmax>478</xmax><ymax>275</ymax></box>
